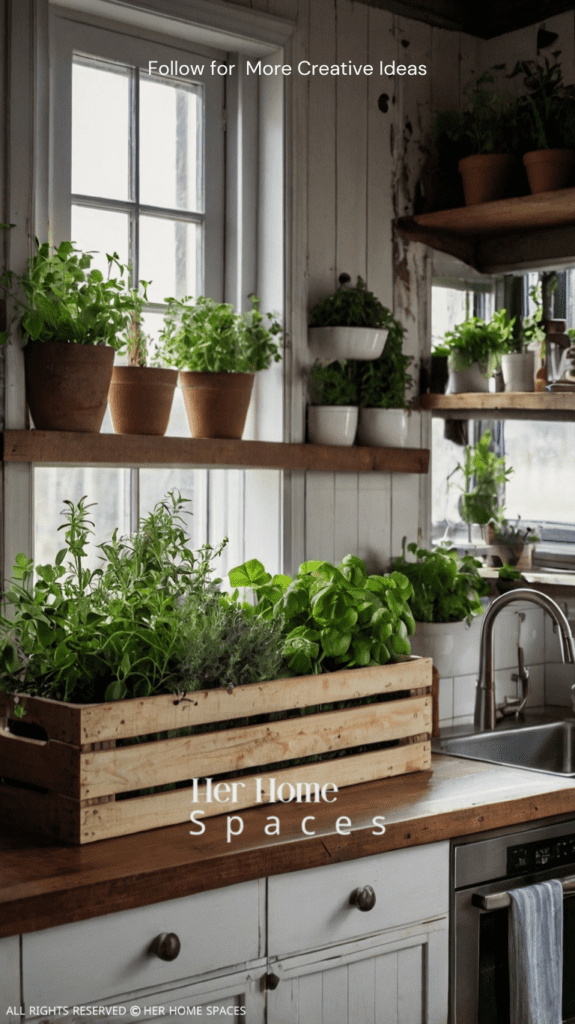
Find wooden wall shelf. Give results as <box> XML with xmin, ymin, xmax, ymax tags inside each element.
<box><xmin>1</xmin><ymin>431</ymin><xmax>430</xmax><ymax>474</ymax></box>
<box><xmin>419</xmin><ymin>392</ymin><xmax>575</xmax><ymax>421</ymax></box>
<box><xmin>397</xmin><ymin>187</ymin><xmax>575</xmax><ymax>274</ymax></box>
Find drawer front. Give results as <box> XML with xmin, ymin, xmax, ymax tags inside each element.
<box><xmin>23</xmin><ymin>878</ymin><xmax>264</xmax><ymax>1007</ymax></box>
<box><xmin>268</xmin><ymin>842</ymin><xmax>449</xmax><ymax>956</ymax></box>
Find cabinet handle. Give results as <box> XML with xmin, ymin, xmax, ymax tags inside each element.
<box><xmin>151</xmin><ymin>932</ymin><xmax>181</xmax><ymax>961</ymax></box>
<box><xmin>265</xmin><ymin>973</ymin><xmax>281</xmax><ymax>990</ymax></box>
<box><xmin>349</xmin><ymin>885</ymin><xmax>376</xmax><ymax>912</ymax></box>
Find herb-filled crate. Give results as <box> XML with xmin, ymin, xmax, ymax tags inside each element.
<box><xmin>0</xmin><ymin>657</ymin><xmax>432</xmax><ymax>844</ymax></box>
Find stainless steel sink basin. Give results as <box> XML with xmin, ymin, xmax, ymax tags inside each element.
<box><xmin>433</xmin><ymin>720</ymin><xmax>575</xmax><ymax>777</ymax></box>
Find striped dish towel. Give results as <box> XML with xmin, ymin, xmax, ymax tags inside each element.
<box><xmin>508</xmin><ymin>878</ymin><xmax>563</xmax><ymax>1024</ymax></box>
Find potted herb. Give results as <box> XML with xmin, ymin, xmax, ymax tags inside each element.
<box><xmin>356</xmin><ymin>316</ymin><xmax>414</xmax><ymax>447</ymax></box>
<box><xmin>391</xmin><ymin>540</ymin><xmax>489</xmax><ymax>678</ymax></box>
<box><xmin>510</xmin><ymin>53</ymin><xmax>575</xmax><ymax>193</ymax></box>
<box><xmin>308</xmin><ymin>273</ymin><xmax>391</xmax><ymax>362</ymax></box>
<box><xmin>307</xmin><ymin>359</ymin><xmax>358</xmax><ymax>445</ymax></box>
<box><xmin>159</xmin><ymin>294</ymin><xmax>282</xmax><ymax>439</ymax></box>
<box><xmin>443</xmin><ymin>309</ymin><xmax>514</xmax><ymax>392</ymax></box>
<box><xmin>0</xmin><ymin>240</ymin><xmax>135</xmax><ymax>432</ymax></box>
<box><xmin>500</xmin><ymin>282</ymin><xmax>543</xmax><ymax>392</ymax></box>
<box><xmin>435</xmin><ymin>68</ymin><xmax>519</xmax><ymax>206</ymax></box>
<box><xmin>456</xmin><ymin>429</ymin><xmax>513</xmax><ymax>538</ymax></box>
<box><xmin>487</xmin><ymin>515</ymin><xmax>540</xmax><ymax>570</ymax></box>
<box><xmin>108</xmin><ymin>281</ymin><xmax>179</xmax><ymax>436</ymax></box>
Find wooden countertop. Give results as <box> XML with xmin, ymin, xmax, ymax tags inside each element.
<box><xmin>3</xmin><ymin>753</ymin><xmax>575</xmax><ymax>939</ymax></box>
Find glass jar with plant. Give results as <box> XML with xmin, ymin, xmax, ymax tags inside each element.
<box><xmin>356</xmin><ymin>316</ymin><xmax>414</xmax><ymax>447</ymax></box>
<box><xmin>308</xmin><ymin>273</ymin><xmax>393</xmax><ymax>361</ymax></box>
<box><xmin>159</xmin><ymin>294</ymin><xmax>282</xmax><ymax>439</ymax></box>
<box><xmin>435</xmin><ymin>67</ymin><xmax>520</xmax><ymax>205</ymax></box>
<box><xmin>0</xmin><ymin>239</ymin><xmax>135</xmax><ymax>432</ymax></box>
<box><xmin>456</xmin><ymin>429</ymin><xmax>513</xmax><ymax>540</ymax></box>
<box><xmin>510</xmin><ymin>52</ymin><xmax>575</xmax><ymax>192</ymax></box>
<box><xmin>443</xmin><ymin>308</ymin><xmax>514</xmax><ymax>392</ymax></box>
<box><xmin>307</xmin><ymin>359</ymin><xmax>358</xmax><ymax>446</ymax></box>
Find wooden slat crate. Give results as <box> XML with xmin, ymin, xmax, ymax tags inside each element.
<box><xmin>0</xmin><ymin>657</ymin><xmax>432</xmax><ymax>844</ymax></box>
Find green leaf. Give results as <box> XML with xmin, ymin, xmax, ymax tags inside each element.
<box><xmin>228</xmin><ymin>559</ymin><xmax>270</xmax><ymax>588</ymax></box>
<box><xmin>105</xmin><ymin>680</ymin><xmax>128</xmax><ymax>701</ymax></box>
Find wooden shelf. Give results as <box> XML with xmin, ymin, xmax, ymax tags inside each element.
<box><xmin>419</xmin><ymin>392</ymin><xmax>575</xmax><ymax>421</ymax></box>
<box><xmin>397</xmin><ymin>187</ymin><xmax>575</xmax><ymax>273</ymax></box>
<box><xmin>1</xmin><ymin>431</ymin><xmax>430</xmax><ymax>474</ymax></box>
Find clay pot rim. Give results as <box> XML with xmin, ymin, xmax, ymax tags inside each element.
<box><xmin>458</xmin><ymin>153</ymin><xmax>515</xmax><ymax>170</ymax></box>
<box><xmin>522</xmin><ymin>148</ymin><xmax>575</xmax><ymax>164</ymax></box>
<box><xmin>110</xmin><ymin>365</ymin><xmax>178</xmax><ymax>383</ymax></box>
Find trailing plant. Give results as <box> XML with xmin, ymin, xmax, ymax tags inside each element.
<box><xmin>357</xmin><ymin>318</ymin><xmax>413</xmax><ymax>409</ymax></box>
<box><xmin>309</xmin><ymin>274</ymin><xmax>394</xmax><ymax>330</ymax></box>
<box><xmin>435</xmin><ymin>67</ymin><xmax>520</xmax><ymax>156</ymax></box>
<box><xmin>444</xmin><ymin>309</ymin><xmax>514</xmax><ymax>374</ymax></box>
<box><xmin>391</xmin><ymin>541</ymin><xmax>489</xmax><ymax>624</ymax></box>
<box><xmin>226</xmin><ymin>553</ymin><xmax>415</xmax><ymax>675</ymax></box>
<box><xmin>0</xmin><ymin>240</ymin><xmax>136</xmax><ymax>348</ymax></box>
<box><xmin>308</xmin><ymin>359</ymin><xmax>358</xmax><ymax>405</ymax></box>
<box><xmin>0</xmin><ymin>492</ymin><xmax>226</xmax><ymax>705</ymax></box>
<box><xmin>456</xmin><ymin>429</ymin><xmax>513</xmax><ymax>527</ymax></box>
<box><xmin>159</xmin><ymin>294</ymin><xmax>282</xmax><ymax>373</ymax></box>
<box><xmin>509</xmin><ymin>53</ymin><xmax>575</xmax><ymax>151</ymax></box>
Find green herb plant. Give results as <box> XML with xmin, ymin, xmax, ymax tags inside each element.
<box><xmin>509</xmin><ymin>53</ymin><xmax>575</xmax><ymax>151</ymax></box>
<box><xmin>0</xmin><ymin>240</ymin><xmax>136</xmax><ymax>348</ymax></box>
<box><xmin>391</xmin><ymin>541</ymin><xmax>489</xmax><ymax>624</ymax></box>
<box><xmin>357</xmin><ymin>318</ymin><xmax>413</xmax><ymax>409</ymax></box>
<box><xmin>498</xmin><ymin>564</ymin><xmax>522</xmax><ymax>582</ymax></box>
<box><xmin>308</xmin><ymin>359</ymin><xmax>358</xmax><ymax>405</ymax></box>
<box><xmin>490</xmin><ymin>515</ymin><xmax>540</xmax><ymax>544</ymax></box>
<box><xmin>456</xmin><ymin>429</ymin><xmax>513</xmax><ymax>527</ymax></box>
<box><xmin>309</xmin><ymin>274</ymin><xmax>394</xmax><ymax>330</ymax></box>
<box><xmin>444</xmin><ymin>309</ymin><xmax>514</xmax><ymax>375</ymax></box>
<box><xmin>226</xmin><ymin>553</ymin><xmax>415</xmax><ymax>676</ymax></box>
<box><xmin>159</xmin><ymin>294</ymin><xmax>282</xmax><ymax>373</ymax></box>
<box><xmin>435</xmin><ymin>67</ymin><xmax>520</xmax><ymax>156</ymax></box>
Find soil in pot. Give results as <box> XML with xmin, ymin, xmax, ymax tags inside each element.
<box><xmin>522</xmin><ymin>149</ymin><xmax>575</xmax><ymax>193</ymax></box>
<box><xmin>307</xmin><ymin>405</ymin><xmax>358</xmax><ymax>446</ymax></box>
<box><xmin>24</xmin><ymin>341</ymin><xmax>115</xmax><ymax>432</ymax></box>
<box><xmin>108</xmin><ymin>366</ymin><xmax>178</xmax><ymax>436</ymax></box>
<box><xmin>179</xmin><ymin>371</ymin><xmax>254</xmax><ymax>439</ymax></box>
<box><xmin>458</xmin><ymin>154</ymin><xmax>516</xmax><ymax>206</ymax></box>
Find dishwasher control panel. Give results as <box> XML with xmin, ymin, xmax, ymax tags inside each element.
<box><xmin>508</xmin><ymin>832</ymin><xmax>575</xmax><ymax>876</ymax></box>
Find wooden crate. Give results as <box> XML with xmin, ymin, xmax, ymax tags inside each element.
<box><xmin>0</xmin><ymin>658</ymin><xmax>432</xmax><ymax>844</ymax></box>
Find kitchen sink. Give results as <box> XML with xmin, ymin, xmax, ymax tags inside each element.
<box><xmin>433</xmin><ymin>720</ymin><xmax>575</xmax><ymax>777</ymax></box>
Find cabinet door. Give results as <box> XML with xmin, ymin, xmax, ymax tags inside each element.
<box><xmin>267</xmin><ymin>920</ymin><xmax>448</xmax><ymax>1024</ymax></box>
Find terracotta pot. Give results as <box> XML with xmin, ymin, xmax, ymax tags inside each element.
<box><xmin>522</xmin><ymin>149</ymin><xmax>575</xmax><ymax>194</ymax></box>
<box><xmin>179</xmin><ymin>371</ymin><xmax>254</xmax><ymax>439</ymax></box>
<box><xmin>458</xmin><ymin>154</ymin><xmax>516</xmax><ymax>206</ymax></box>
<box><xmin>24</xmin><ymin>342</ymin><xmax>115</xmax><ymax>432</ymax></box>
<box><xmin>108</xmin><ymin>366</ymin><xmax>178</xmax><ymax>436</ymax></box>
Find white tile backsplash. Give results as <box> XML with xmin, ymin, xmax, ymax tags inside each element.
<box><xmin>438</xmin><ymin>676</ymin><xmax>454</xmax><ymax>725</ymax></box>
<box><xmin>453</xmin><ymin>672</ymin><xmax>477</xmax><ymax>720</ymax></box>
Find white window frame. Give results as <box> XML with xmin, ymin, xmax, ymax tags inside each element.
<box><xmin>3</xmin><ymin>0</ymin><xmax>297</xmax><ymax>586</ymax></box>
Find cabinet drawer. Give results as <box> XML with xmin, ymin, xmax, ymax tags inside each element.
<box><xmin>268</xmin><ymin>842</ymin><xmax>449</xmax><ymax>956</ymax></box>
<box><xmin>23</xmin><ymin>878</ymin><xmax>264</xmax><ymax>1008</ymax></box>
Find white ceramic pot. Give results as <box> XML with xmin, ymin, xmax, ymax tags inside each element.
<box><xmin>307</xmin><ymin>405</ymin><xmax>358</xmax><ymax>446</ymax></box>
<box><xmin>308</xmin><ymin>326</ymin><xmax>388</xmax><ymax>363</ymax></box>
<box><xmin>500</xmin><ymin>352</ymin><xmax>535</xmax><ymax>393</ymax></box>
<box><xmin>409</xmin><ymin>615</ymin><xmax>484</xmax><ymax>679</ymax></box>
<box><xmin>357</xmin><ymin>408</ymin><xmax>408</xmax><ymax>447</ymax></box>
<box><xmin>446</xmin><ymin>358</ymin><xmax>490</xmax><ymax>394</ymax></box>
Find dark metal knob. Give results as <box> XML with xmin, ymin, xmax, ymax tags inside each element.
<box><xmin>350</xmin><ymin>885</ymin><xmax>376</xmax><ymax>912</ymax></box>
<box><xmin>151</xmin><ymin>932</ymin><xmax>181</xmax><ymax>961</ymax></box>
<box><xmin>265</xmin><ymin>973</ymin><xmax>281</xmax><ymax>990</ymax></box>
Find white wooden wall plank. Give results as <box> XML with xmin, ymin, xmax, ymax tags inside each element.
<box><xmin>305</xmin><ymin>471</ymin><xmax>334</xmax><ymax>562</ymax></box>
<box><xmin>307</xmin><ymin>0</ymin><xmax>337</xmax><ymax>309</ymax></box>
<box><xmin>375</xmin><ymin>949</ymin><xmax>399</xmax><ymax>1024</ymax></box>
<box><xmin>397</xmin><ymin>943</ymin><xmax>423</xmax><ymax>1023</ymax></box>
<box><xmin>367</xmin><ymin>5</ymin><xmax>395</xmax><ymax>310</ymax></box>
<box><xmin>348</xmin><ymin>957</ymin><xmax>376</xmax><ymax>1024</ymax></box>
<box><xmin>321</xmin><ymin>964</ymin><xmax>348</xmax><ymax>1024</ymax></box>
<box><xmin>357</xmin><ymin>472</ymin><xmax>392</xmax><ymax>572</ymax></box>
<box><xmin>298</xmin><ymin>971</ymin><xmax>323</xmax><ymax>1022</ymax></box>
<box><xmin>244</xmin><ymin>469</ymin><xmax>282</xmax><ymax>575</ymax></box>
<box><xmin>334</xmin><ymin>471</ymin><xmax>358</xmax><ymax>563</ymax></box>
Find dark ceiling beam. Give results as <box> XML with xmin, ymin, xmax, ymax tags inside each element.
<box><xmin>356</xmin><ymin>0</ymin><xmax>575</xmax><ymax>39</ymax></box>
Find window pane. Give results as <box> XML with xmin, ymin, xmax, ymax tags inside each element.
<box><xmin>142</xmin><ymin>311</ymin><xmax>189</xmax><ymax>437</ymax></box>
<box><xmin>72</xmin><ymin>58</ymin><xmax>130</xmax><ymax>201</ymax></box>
<box><xmin>71</xmin><ymin>205</ymin><xmax>130</xmax><ymax>274</ymax></box>
<box><xmin>139</xmin><ymin>75</ymin><xmax>202</xmax><ymax>212</ymax></box>
<box><xmin>139</xmin><ymin>215</ymin><xmax>199</xmax><ymax>303</ymax></box>
<box><xmin>504</xmin><ymin>421</ymin><xmax>575</xmax><ymax>525</ymax></box>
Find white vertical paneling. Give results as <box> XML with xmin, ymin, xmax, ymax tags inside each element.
<box><xmin>375</xmin><ymin>949</ymin><xmax>399</xmax><ymax>1024</ymax></box>
<box><xmin>348</xmin><ymin>956</ymin><xmax>376</xmax><ymax>1023</ymax></box>
<box><xmin>305</xmin><ymin>472</ymin><xmax>334</xmax><ymax>562</ymax></box>
<box><xmin>357</xmin><ymin>473</ymin><xmax>392</xmax><ymax>572</ymax></box>
<box><xmin>307</xmin><ymin>0</ymin><xmax>337</xmax><ymax>308</ymax></box>
<box><xmin>334</xmin><ymin>471</ymin><xmax>358</xmax><ymax>562</ymax></box>
<box><xmin>321</xmin><ymin>964</ymin><xmax>348</xmax><ymax>1024</ymax></box>
<box><xmin>397</xmin><ymin>943</ymin><xmax>423</xmax><ymax>1023</ymax></box>
<box><xmin>367</xmin><ymin>5</ymin><xmax>395</xmax><ymax>310</ymax></box>
<box><xmin>297</xmin><ymin>971</ymin><xmax>323</xmax><ymax>1021</ymax></box>
<box><xmin>244</xmin><ymin>469</ymin><xmax>282</xmax><ymax>575</ymax></box>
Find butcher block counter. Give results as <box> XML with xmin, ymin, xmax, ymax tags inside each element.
<box><xmin>3</xmin><ymin>752</ymin><xmax>575</xmax><ymax>939</ymax></box>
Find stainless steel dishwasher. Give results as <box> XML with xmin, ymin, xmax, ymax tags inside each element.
<box><xmin>452</xmin><ymin>814</ymin><xmax>575</xmax><ymax>1023</ymax></box>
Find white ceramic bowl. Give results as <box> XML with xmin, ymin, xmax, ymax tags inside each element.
<box><xmin>307</xmin><ymin>405</ymin><xmax>358</xmax><ymax>446</ymax></box>
<box><xmin>308</xmin><ymin>326</ymin><xmax>388</xmax><ymax>363</ymax></box>
<box><xmin>357</xmin><ymin>408</ymin><xmax>408</xmax><ymax>447</ymax></box>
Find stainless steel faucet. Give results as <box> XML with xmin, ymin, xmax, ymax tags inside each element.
<box><xmin>474</xmin><ymin>588</ymin><xmax>575</xmax><ymax>731</ymax></box>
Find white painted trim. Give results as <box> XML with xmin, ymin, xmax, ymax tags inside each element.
<box><xmin>50</xmin><ymin>0</ymin><xmax>295</xmax><ymax>56</ymax></box>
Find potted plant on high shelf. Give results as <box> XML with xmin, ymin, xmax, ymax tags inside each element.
<box><xmin>356</xmin><ymin>315</ymin><xmax>414</xmax><ymax>447</ymax></box>
<box><xmin>510</xmin><ymin>52</ymin><xmax>575</xmax><ymax>193</ymax></box>
<box><xmin>159</xmin><ymin>294</ymin><xmax>282</xmax><ymax>439</ymax></box>
<box><xmin>391</xmin><ymin>540</ymin><xmax>489</xmax><ymax>679</ymax></box>
<box><xmin>108</xmin><ymin>282</ymin><xmax>179</xmax><ymax>436</ymax></box>
<box><xmin>435</xmin><ymin>67</ymin><xmax>519</xmax><ymax>206</ymax></box>
<box><xmin>443</xmin><ymin>308</ymin><xmax>514</xmax><ymax>393</ymax></box>
<box><xmin>307</xmin><ymin>358</ymin><xmax>359</xmax><ymax>445</ymax></box>
<box><xmin>0</xmin><ymin>240</ymin><xmax>135</xmax><ymax>432</ymax></box>
<box><xmin>499</xmin><ymin>283</ymin><xmax>544</xmax><ymax>393</ymax></box>
<box><xmin>308</xmin><ymin>273</ymin><xmax>392</xmax><ymax>362</ymax></box>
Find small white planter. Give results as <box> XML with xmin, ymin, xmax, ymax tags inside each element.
<box><xmin>447</xmin><ymin>359</ymin><xmax>490</xmax><ymax>394</ymax></box>
<box><xmin>308</xmin><ymin>326</ymin><xmax>388</xmax><ymax>363</ymax></box>
<box><xmin>409</xmin><ymin>615</ymin><xmax>484</xmax><ymax>678</ymax></box>
<box><xmin>357</xmin><ymin>408</ymin><xmax>408</xmax><ymax>447</ymax></box>
<box><xmin>500</xmin><ymin>352</ymin><xmax>535</xmax><ymax>392</ymax></box>
<box><xmin>307</xmin><ymin>405</ymin><xmax>358</xmax><ymax>446</ymax></box>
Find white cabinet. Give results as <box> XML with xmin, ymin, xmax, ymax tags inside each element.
<box><xmin>0</xmin><ymin>935</ymin><xmax>20</xmax><ymax>1020</ymax></box>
